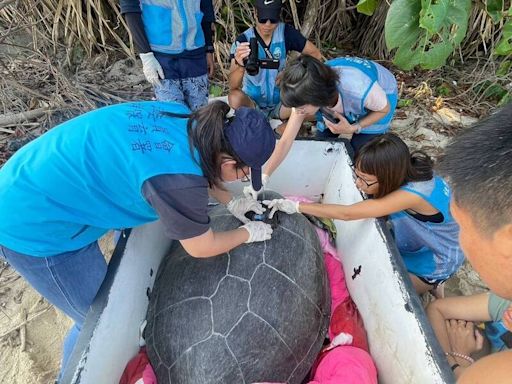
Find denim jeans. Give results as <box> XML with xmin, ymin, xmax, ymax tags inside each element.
<box><xmin>0</xmin><ymin>242</ymin><xmax>107</xmax><ymax>380</ymax></box>
<box><xmin>154</xmin><ymin>74</ymin><xmax>209</xmax><ymax>111</ymax></box>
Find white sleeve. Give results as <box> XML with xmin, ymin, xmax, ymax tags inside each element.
<box><xmin>364</xmin><ymin>83</ymin><xmax>388</xmax><ymax>111</ymax></box>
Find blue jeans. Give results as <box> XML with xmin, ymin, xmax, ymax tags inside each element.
<box><xmin>154</xmin><ymin>74</ymin><xmax>209</xmax><ymax>111</ymax></box>
<box><xmin>0</xmin><ymin>242</ymin><xmax>107</xmax><ymax>380</ymax></box>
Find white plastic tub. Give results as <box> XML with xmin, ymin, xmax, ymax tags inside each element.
<box><xmin>62</xmin><ymin>139</ymin><xmax>453</xmax><ymax>384</ymax></box>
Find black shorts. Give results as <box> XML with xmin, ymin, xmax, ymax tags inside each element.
<box><xmin>417</xmin><ymin>275</ymin><xmax>447</xmax><ymax>288</ymax></box>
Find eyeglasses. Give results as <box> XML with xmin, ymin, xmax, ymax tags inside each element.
<box><xmin>257</xmin><ymin>17</ymin><xmax>279</xmax><ymax>24</ymax></box>
<box><xmin>236</xmin><ymin>166</ymin><xmax>251</xmax><ymax>182</ymax></box>
<box><xmin>353</xmin><ymin>170</ymin><xmax>378</xmax><ymax>188</ymax></box>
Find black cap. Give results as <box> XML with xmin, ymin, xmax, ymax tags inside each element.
<box><xmin>255</xmin><ymin>0</ymin><xmax>282</xmax><ymax>21</ymax></box>
<box><xmin>224</xmin><ymin>108</ymin><xmax>276</xmax><ymax>191</ymax></box>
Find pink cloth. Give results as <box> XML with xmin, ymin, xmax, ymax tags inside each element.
<box><xmin>316</xmin><ymin>229</ymin><xmax>350</xmax><ymax>309</ymax></box>
<box><xmin>309</xmin><ymin>347</ymin><xmax>377</xmax><ymax>384</ymax></box>
<box><xmin>119</xmin><ymin>347</ymin><xmax>157</xmax><ymax>384</ymax></box>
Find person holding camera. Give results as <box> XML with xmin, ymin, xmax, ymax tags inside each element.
<box><xmin>121</xmin><ymin>0</ymin><xmax>215</xmax><ymax>111</ymax></box>
<box><xmin>228</xmin><ymin>0</ymin><xmax>321</xmax><ymax>120</ymax></box>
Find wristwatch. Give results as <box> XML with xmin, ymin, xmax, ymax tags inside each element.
<box><xmin>353</xmin><ymin>123</ymin><xmax>362</xmax><ymax>134</ymax></box>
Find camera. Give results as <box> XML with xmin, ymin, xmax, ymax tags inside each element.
<box><xmin>244</xmin><ymin>37</ymin><xmax>280</xmax><ymax>76</ymax></box>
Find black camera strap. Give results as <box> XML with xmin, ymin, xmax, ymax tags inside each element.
<box><xmin>253</xmin><ymin>28</ymin><xmax>274</xmax><ymax>59</ymax></box>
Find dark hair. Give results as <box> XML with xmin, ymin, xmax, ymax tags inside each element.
<box><xmin>437</xmin><ymin>103</ymin><xmax>512</xmax><ymax>234</ymax></box>
<box><xmin>280</xmin><ymin>55</ymin><xmax>339</xmax><ymax>108</ymax></box>
<box><xmin>187</xmin><ymin>101</ymin><xmax>245</xmax><ymax>188</ymax></box>
<box><xmin>355</xmin><ymin>133</ymin><xmax>433</xmax><ymax>199</ymax></box>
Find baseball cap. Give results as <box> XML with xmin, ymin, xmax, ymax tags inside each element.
<box><xmin>255</xmin><ymin>0</ymin><xmax>282</xmax><ymax>21</ymax></box>
<box><xmin>224</xmin><ymin>108</ymin><xmax>276</xmax><ymax>191</ymax></box>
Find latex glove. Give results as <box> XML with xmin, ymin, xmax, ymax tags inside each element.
<box><xmin>240</xmin><ymin>221</ymin><xmax>273</xmax><ymax>243</ymax></box>
<box><xmin>227</xmin><ymin>196</ymin><xmax>266</xmax><ymax>224</ymax></box>
<box><xmin>263</xmin><ymin>198</ymin><xmax>299</xmax><ymax>219</ymax></box>
<box><xmin>243</xmin><ymin>174</ymin><xmax>270</xmax><ymax>200</ymax></box>
<box><xmin>139</xmin><ymin>52</ymin><xmax>164</xmax><ymax>87</ymax></box>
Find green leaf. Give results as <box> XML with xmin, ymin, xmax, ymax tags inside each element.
<box><xmin>486</xmin><ymin>0</ymin><xmax>504</xmax><ymax>24</ymax></box>
<box><xmin>385</xmin><ymin>0</ymin><xmax>472</xmax><ymax>70</ymax></box>
<box><xmin>496</xmin><ymin>60</ymin><xmax>511</xmax><ymax>76</ymax></box>
<box><xmin>209</xmin><ymin>84</ymin><xmax>223</xmax><ymax>97</ymax></box>
<box><xmin>357</xmin><ymin>0</ymin><xmax>379</xmax><ymax>16</ymax></box>
<box><xmin>398</xmin><ymin>98</ymin><xmax>414</xmax><ymax>107</ymax></box>
<box><xmin>495</xmin><ymin>20</ymin><xmax>512</xmax><ymax>56</ymax></box>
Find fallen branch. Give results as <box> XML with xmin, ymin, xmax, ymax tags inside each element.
<box><xmin>0</xmin><ymin>107</ymin><xmax>49</xmax><ymax>127</ymax></box>
<box><xmin>0</xmin><ymin>305</ymin><xmax>52</xmax><ymax>339</ymax></box>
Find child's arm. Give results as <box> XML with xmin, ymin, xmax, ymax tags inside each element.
<box><xmin>263</xmin><ymin>108</ymin><xmax>306</xmax><ymax>177</ymax></box>
<box><xmin>297</xmin><ymin>189</ymin><xmax>422</xmax><ymax>220</ymax></box>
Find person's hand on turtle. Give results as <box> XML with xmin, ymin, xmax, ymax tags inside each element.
<box><xmin>243</xmin><ymin>174</ymin><xmax>269</xmax><ymax>200</ymax></box>
<box><xmin>240</xmin><ymin>221</ymin><xmax>273</xmax><ymax>243</ymax></box>
<box><xmin>227</xmin><ymin>196</ymin><xmax>265</xmax><ymax>224</ymax></box>
<box><xmin>139</xmin><ymin>52</ymin><xmax>164</xmax><ymax>87</ymax></box>
<box><xmin>263</xmin><ymin>198</ymin><xmax>299</xmax><ymax>218</ymax></box>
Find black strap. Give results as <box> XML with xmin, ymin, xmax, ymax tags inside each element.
<box><xmin>160</xmin><ymin>111</ymin><xmax>191</xmax><ymax>119</ymax></box>
<box><xmin>450</xmin><ymin>363</ymin><xmax>460</xmax><ymax>371</ymax></box>
<box><xmin>253</xmin><ymin>28</ymin><xmax>274</xmax><ymax>59</ymax></box>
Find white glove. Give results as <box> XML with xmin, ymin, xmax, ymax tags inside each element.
<box><xmin>227</xmin><ymin>196</ymin><xmax>266</xmax><ymax>224</ymax></box>
<box><xmin>263</xmin><ymin>198</ymin><xmax>300</xmax><ymax>218</ymax></box>
<box><xmin>139</xmin><ymin>52</ymin><xmax>164</xmax><ymax>87</ymax></box>
<box><xmin>243</xmin><ymin>174</ymin><xmax>270</xmax><ymax>200</ymax></box>
<box><xmin>240</xmin><ymin>221</ymin><xmax>273</xmax><ymax>243</ymax></box>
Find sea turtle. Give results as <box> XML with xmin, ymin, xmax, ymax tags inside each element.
<box><xmin>145</xmin><ymin>191</ymin><xmax>330</xmax><ymax>384</ymax></box>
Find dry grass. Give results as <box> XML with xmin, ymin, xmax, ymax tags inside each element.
<box><xmin>0</xmin><ymin>0</ymin><xmax>507</xmax><ymax>146</ymax></box>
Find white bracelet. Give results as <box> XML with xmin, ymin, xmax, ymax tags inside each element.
<box><xmin>446</xmin><ymin>351</ymin><xmax>475</xmax><ymax>364</ymax></box>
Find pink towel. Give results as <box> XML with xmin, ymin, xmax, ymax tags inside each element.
<box><xmin>309</xmin><ymin>346</ymin><xmax>377</xmax><ymax>384</ymax></box>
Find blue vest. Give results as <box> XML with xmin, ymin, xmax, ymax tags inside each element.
<box><xmin>390</xmin><ymin>176</ymin><xmax>465</xmax><ymax>280</ymax></box>
<box><xmin>140</xmin><ymin>0</ymin><xmax>205</xmax><ymax>54</ymax></box>
<box><xmin>231</xmin><ymin>24</ymin><xmax>287</xmax><ymax>109</ymax></box>
<box><xmin>319</xmin><ymin>57</ymin><xmax>398</xmax><ymax>134</ymax></box>
<box><xmin>485</xmin><ymin>321</ymin><xmax>509</xmax><ymax>352</ymax></box>
<box><xmin>0</xmin><ymin>102</ymin><xmax>204</xmax><ymax>257</ymax></box>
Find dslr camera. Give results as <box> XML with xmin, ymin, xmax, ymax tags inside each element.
<box><xmin>244</xmin><ymin>37</ymin><xmax>280</xmax><ymax>76</ymax></box>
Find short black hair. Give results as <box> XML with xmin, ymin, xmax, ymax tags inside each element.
<box><xmin>280</xmin><ymin>55</ymin><xmax>339</xmax><ymax>108</ymax></box>
<box><xmin>437</xmin><ymin>103</ymin><xmax>512</xmax><ymax>233</ymax></box>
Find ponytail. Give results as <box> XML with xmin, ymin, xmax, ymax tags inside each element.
<box><xmin>280</xmin><ymin>55</ymin><xmax>339</xmax><ymax>108</ymax></box>
<box><xmin>187</xmin><ymin>101</ymin><xmax>243</xmax><ymax>188</ymax></box>
<box><xmin>408</xmin><ymin>151</ymin><xmax>434</xmax><ymax>181</ymax></box>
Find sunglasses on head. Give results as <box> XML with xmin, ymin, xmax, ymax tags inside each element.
<box><xmin>258</xmin><ymin>17</ymin><xmax>278</xmax><ymax>24</ymax></box>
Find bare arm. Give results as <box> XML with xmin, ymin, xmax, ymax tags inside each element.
<box><xmin>228</xmin><ymin>60</ymin><xmax>245</xmax><ymax>90</ymax></box>
<box><xmin>297</xmin><ymin>189</ymin><xmax>423</xmax><ymax>220</ymax></box>
<box><xmin>358</xmin><ymin>101</ymin><xmax>390</xmax><ymax>129</ymax></box>
<box><xmin>263</xmin><ymin>108</ymin><xmax>306</xmax><ymax>177</ymax></box>
<box><xmin>228</xmin><ymin>42</ymin><xmax>250</xmax><ymax>90</ymax></box>
<box><xmin>458</xmin><ymin>350</ymin><xmax>512</xmax><ymax>383</ymax></box>
<box><xmin>427</xmin><ymin>294</ymin><xmax>491</xmax><ymax>355</ymax></box>
<box><xmin>325</xmin><ymin>101</ymin><xmax>390</xmax><ymax>134</ymax></box>
<box><xmin>301</xmin><ymin>40</ymin><xmax>322</xmax><ymax>61</ymax></box>
<box><xmin>180</xmin><ymin>228</ymin><xmax>248</xmax><ymax>258</ymax></box>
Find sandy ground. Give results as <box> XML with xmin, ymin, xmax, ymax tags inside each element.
<box><xmin>0</xmin><ymin>94</ymin><xmax>486</xmax><ymax>383</ymax></box>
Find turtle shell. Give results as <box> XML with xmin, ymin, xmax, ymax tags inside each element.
<box><xmin>145</xmin><ymin>191</ymin><xmax>330</xmax><ymax>384</ymax></box>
